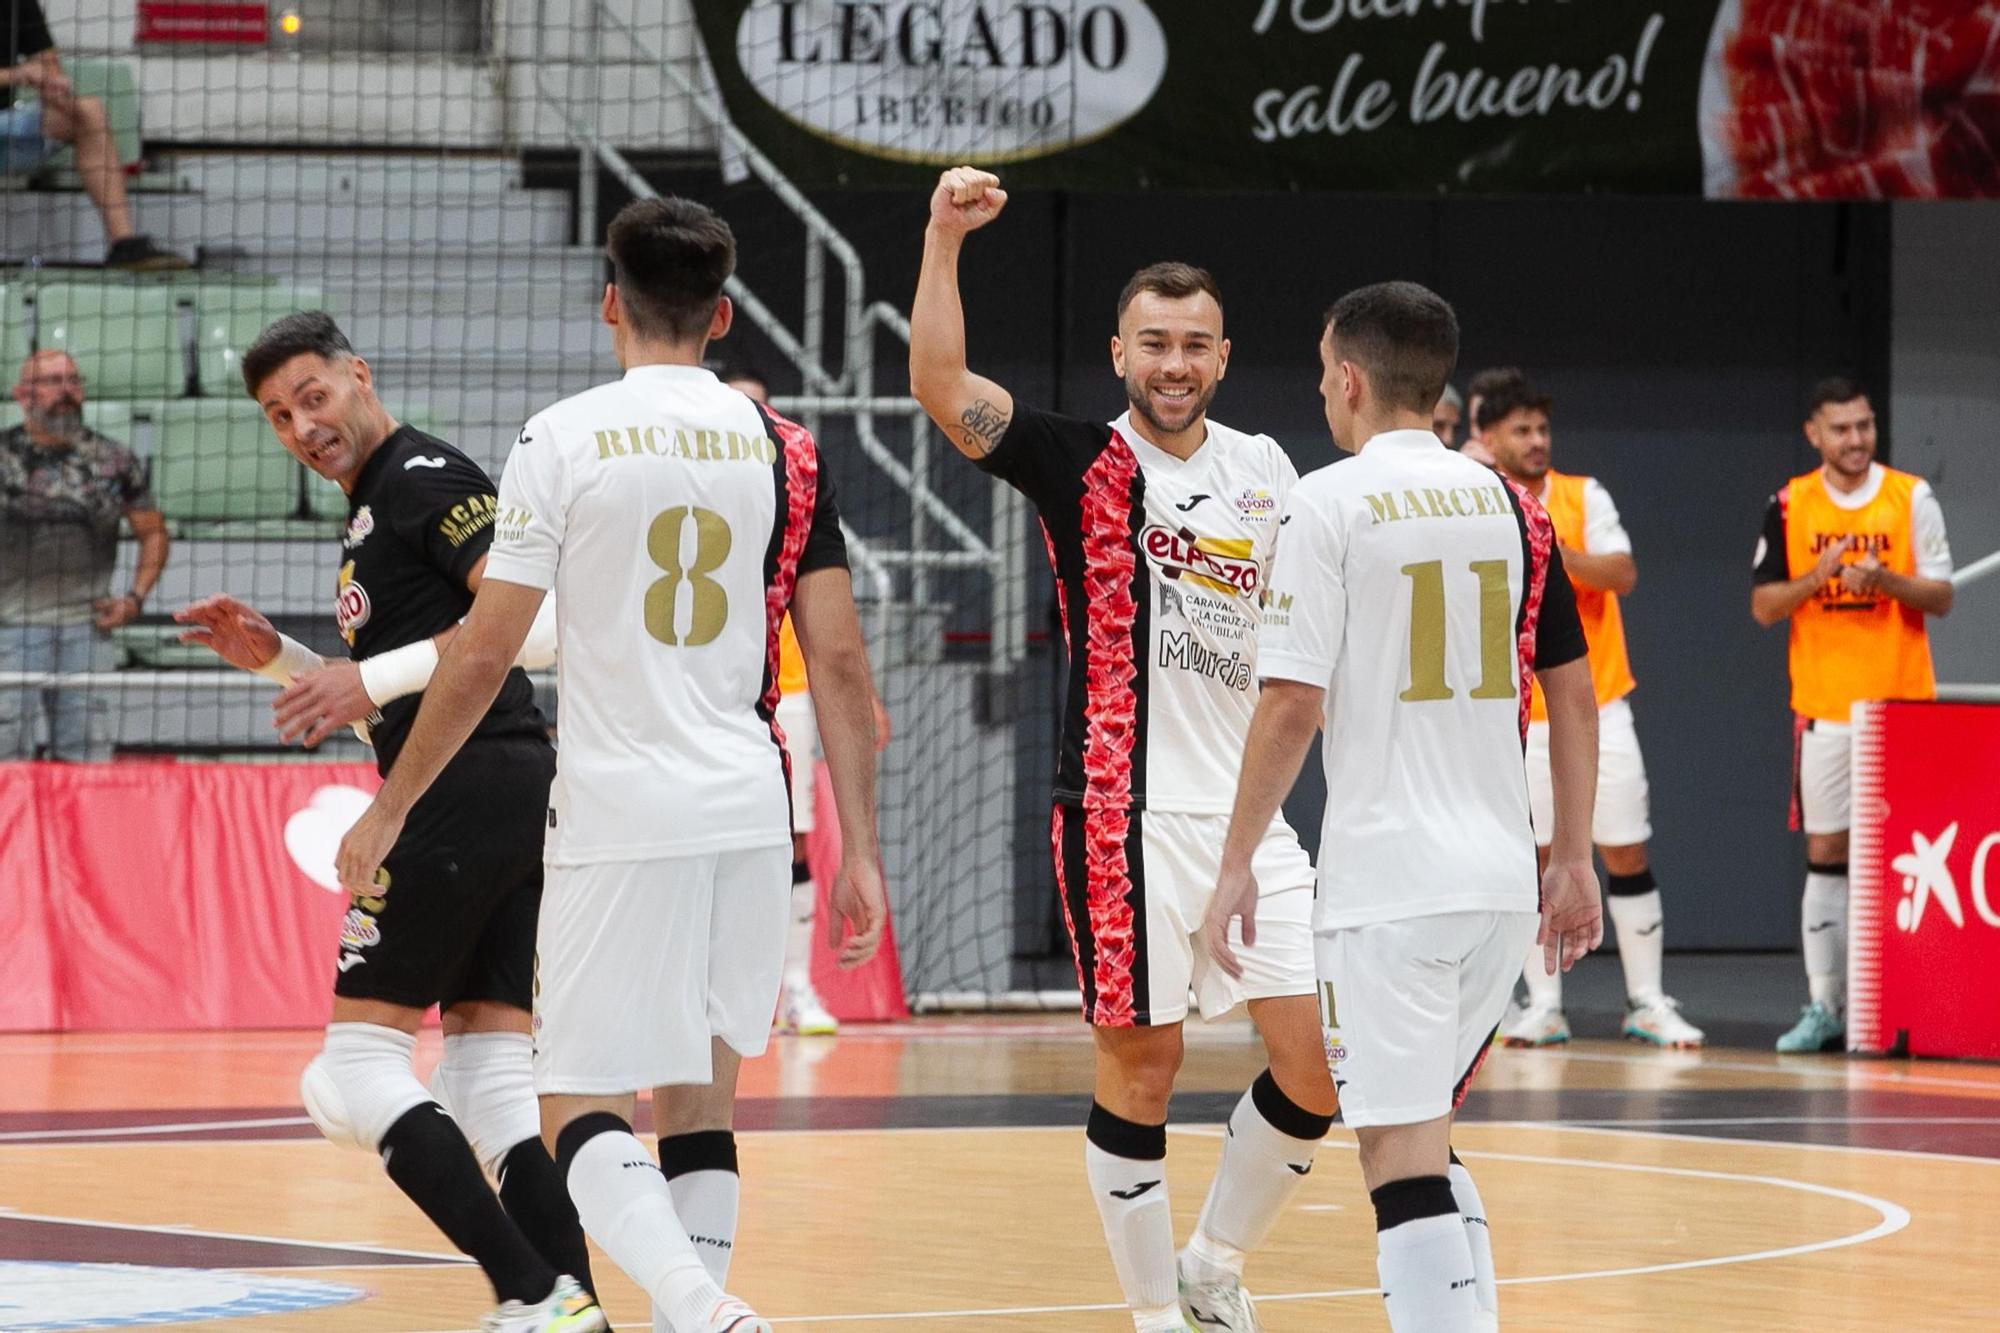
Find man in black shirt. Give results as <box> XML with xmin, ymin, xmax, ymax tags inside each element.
<box><xmin>174</xmin><ymin>313</ymin><xmax>603</xmax><ymax>1333</ymax></box>
<box><xmin>3</xmin><ymin>0</ymin><xmax>185</xmax><ymax>268</ymax></box>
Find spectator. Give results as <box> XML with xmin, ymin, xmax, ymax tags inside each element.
<box><xmin>3</xmin><ymin>0</ymin><xmax>188</xmax><ymax>269</ymax></box>
<box><xmin>1432</xmin><ymin>382</ymin><xmax>1463</xmax><ymax>447</ymax></box>
<box><xmin>0</xmin><ymin>349</ymin><xmax>171</xmax><ymax>758</ymax></box>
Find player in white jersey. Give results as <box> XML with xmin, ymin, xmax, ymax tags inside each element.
<box><xmin>913</xmin><ymin>167</ymin><xmax>1335</xmax><ymax>1333</ymax></box>
<box><xmin>337</xmin><ymin>198</ymin><xmax>889</xmax><ymax>1333</ymax></box>
<box><xmin>1208</xmin><ymin>282</ymin><xmax>1603</xmax><ymax>1333</ymax></box>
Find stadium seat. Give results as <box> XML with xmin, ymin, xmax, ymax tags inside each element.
<box><xmin>30</xmin><ymin>282</ymin><xmax>186</xmax><ymax>399</ymax></box>
<box><xmin>151</xmin><ymin>399</ymin><xmax>299</xmax><ymax>523</ymax></box>
<box><xmin>0</xmin><ymin>283</ymin><xmax>29</xmax><ymax>374</ymax></box>
<box><xmin>193</xmin><ymin>283</ymin><xmax>328</xmax><ymax>398</ymax></box>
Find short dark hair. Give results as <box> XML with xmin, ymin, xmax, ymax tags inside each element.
<box><xmin>1475</xmin><ymin>377</ymin><xmax>1554</xmax><ymax>431</ymax></box>
<box><xmin>1807</xmin><ymin>375</ymin><xmax>1869</xmax><ymax>417</ymax></box>
<box><xmin>240</xmin><ymin>310</ymin><xmax>355</xmax><ymax>398</ymax></box>
<box><xmin>1466</xmin><ymin>365</ymin><xmax>1525</xmax><ymax>404</ymax></box>
<box><xmin>606</xmin><ymin>197</ymin><xmax>737</xmax><ymax>343</ymax></box>
<box><xmin>711</xmin><ymin>359</ymin><xmax>766</xmax><ymax>389</ymax></box>
<box><xmin>1116</xmin><ymin>262</ymin><xmax>1223</xmax><ymax>323</ymax></box>
<box><xmin>1321</xmin><ymin>281</ymin><xmax>1459</xmax><ymax>415</ymax></box>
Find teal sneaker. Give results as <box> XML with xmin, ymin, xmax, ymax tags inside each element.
<box><xmin>1775</xmin><ymin>1002</ymin><xmax>1845</xmax><ymax>1054</ymax></box>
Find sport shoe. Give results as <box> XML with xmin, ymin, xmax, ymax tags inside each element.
<box><xmin>482</xmin><ymin>1275</ymin><xmax>606</xmax><ymax>1333</ymax></box>
<box><xmin>696</xmin><ymin>1296</ymin><xmax>773</xmax><ymax>1333</ymax></box>
<box><xmin>1775</xmin><ymin>1002</ymin><xmax>1845</xmax><ymax>1054</ymax></box>
<box><xmin>1624</xmin><ymin>994</ymin><xmax>1705</xmax><ymax>1048</ymax></box>
<box><xmin>1498</xmin><ymin>1000</ymin><xmax>1570</xmax><ymax>1047</ymax></box>
<box><xmin>104</xmin><ymin>234</ymin><xmax>190</xmax><ymax>271</ymax></box>
<box><xmin>780</xmin><ymin>979</ymin><xmax>839</xmax><ymax>1035</ymax></box>
<box><xmin>1178</xmin><ymin>1253</ymin><xmax>1259</xmax><ymax>1330</ymax></box>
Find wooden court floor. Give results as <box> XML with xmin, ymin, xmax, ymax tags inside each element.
<box><xmin>3</xmin><ymin>1018</ymin><xmax>1999</xmax><ymax>1331</ymax></box>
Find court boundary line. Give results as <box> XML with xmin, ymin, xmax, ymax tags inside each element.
<box><xmin>0</xmin><ymin>1209</ymin><xmax>471</xmax><ymax>1265</ymax></box>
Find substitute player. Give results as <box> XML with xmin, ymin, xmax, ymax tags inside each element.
<box><xmin>913</xmin><ymin>167</ymin><xmax>1336</xmax><ymax>1333</ymax></box>
<box><xmin>1481</xmin><ymin>378</ymin><xmax>1704</xmax><ymax>1049</ymax></box>
<box><xmin>335</xmin><ymin>197</ymin><xmax>888</xmax><ymax>1333</ymax></box>
<box><xmin>1752</xmin><ymin>376</ymin><xmax>1953</xmax><ymax>1053</ymax></box>
<box><xmin>1209</xmin><ymin>281</ymin><xmax>1601</xmax><ymax>1333</ymax></box>
<box><xmin>175</xmin><ymin>313</ymin><xmax>601</xmax><ymax>1333</ymax></box>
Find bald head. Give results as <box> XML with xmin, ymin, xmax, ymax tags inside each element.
<box><xmin>14</xmin><ymin>351</ymin><xmax>86</xmax><ymax>443</ymax></box>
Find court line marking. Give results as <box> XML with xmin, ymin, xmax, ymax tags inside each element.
<box><xmin>1535</xmin><ymin>1046</ymin><xmax>2000</xmax><ymax>1093</ymax></box>
<box><xmin>0</xmin><ymin>1116</ymin><xmax>314</xmax><ymax>1142</ymax></box>
<box><xmin>0</xmin><ymin>1210</ymin><xmax>471</xmax><ymax>1264</ymax></box>
<box><xmin>1488</xmin><ymin>1120</ymin><xmax>2000</xmax><ymax>1169</ymax></box>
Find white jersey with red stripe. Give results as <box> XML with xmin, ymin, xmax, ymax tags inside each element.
<box><xmin>1257</xmin><ymin>428</ymin><xmax>1587</xmax><ymax>932</ymax></box>
<box><xmin>485</xmin><ymin>363</ymin><xmax>847</xmax><ymax>867</ymax></box>
<box><xmin>978</xmin><ymin>404</ymin><xmax>1300</xmax><ymax>816</ymax></box>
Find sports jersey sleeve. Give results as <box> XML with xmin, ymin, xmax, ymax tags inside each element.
<box><xmin>798</xmin><ymin>457</ymin><xmax>848</xmax><ymax>574</ymax></box>
<box><xmin>1257</xmin><ymin>485</ymin><xmax>1346</xmax><ymax>686</ymax></box>
<box><xmin>394</xmin><ymin>449</ymin><xmax>503</xmax><ymax>588</ymax></box>
<box><xmin>1534</xmin><ymin>545</ymin><xmax>1588</xmax><ymax>670</ymax></box>
<box><xmin>1751</xmin><ymin>494</ymin><xmax>1789</xmax><ymax>584</ymax></box>
<box><xmin>1581</xmin><ymin>477</ymin><xmax>1632</xmax><ymax>556</ymax></box>
<box><xmin>1912</xmin><ymin>480</ymin><xmax>1954</xmax><ymax>580</ymax></box>
<box><xmin>484</xmin><ymin>416</ymin><xmax>567</xmax><ymax>591</ymax></box>
<box><xmin>973</xmin><ymin>401</ymin><xmax>1110</xmax><ymax>510</ymax></box>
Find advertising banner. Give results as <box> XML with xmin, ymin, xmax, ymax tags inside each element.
<box><xmin>1848</xmin><ymin>701</ymin><xmax>2000</xmax><ymax>1060</ymax></box>
<box><xmin>692</xmin><ymin>1</ymin><xmax>2000</xmax><ymax>199</ymax></box>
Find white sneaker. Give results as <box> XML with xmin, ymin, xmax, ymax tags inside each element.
<box><xmin>694</xmin><ymin>1295</ymin><xmax>772</xmax><ymax>1333</ymax></box>
<box><xmin>1498</xmin><ymin>1000</ymin><xmax>1571</xmax><ymax>1047</ymax></box>
<box><xmin>1178</xmin><ymin>1253</ymin><xmax>1259</xmax><ymax>1331</ymax></box>
<box><xmin>1624</xmin><ymin>994</ymin><xmax>1705</xmax><ymax>1048</ymax></box>
<box><xmin>780</xmin><ymin>980</ymin><xmax>839</xmax><ymax>1035</ymax></box>
<box><xmin>482</xmin><ymin>1276</ymin><xmax>606</xmax><ymax>1333</ymax></box>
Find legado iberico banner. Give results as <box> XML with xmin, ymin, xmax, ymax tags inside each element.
<box><xmin>692</xmin><ymin>1</ymin><xmax>2000</xmax><ymax>199</ymax></box>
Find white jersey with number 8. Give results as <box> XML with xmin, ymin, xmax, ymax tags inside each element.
<box><xmin>484</xmin><ymin>363</ymin><xmax>848</xmax><ymax>867</ymax></box>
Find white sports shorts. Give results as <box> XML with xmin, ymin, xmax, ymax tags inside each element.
<box><xmin>1525</xmin><ymin>695</ymin><xmax>1652</xmax><ymax>847</ymax></box>
<box><xmin>1316</xmin><ymin>909</ymin><xmax>1540</xmax><ymax>1128</ymax></box>
<box><xmin>1797</xmin><ymin>718</ymin><xmax>1852</xmax><ymax>836</ymax></box>
<box><xmin>1054</xmin><ymin>807</ymin><xmax>1316</xmax><ymax>1027</ymax></box>
<box><xmin>532</xmin><ymin>845</ymin><xmax>792</xmax><ymax>1095</ymax></box>
<box><xmin>774</xmin><ymin>692</ymin><xmax>817</xmax><ymax>835</ymax></box>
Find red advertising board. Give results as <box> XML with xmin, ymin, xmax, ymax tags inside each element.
<box><xmin>1848</xmin><ymin>701</ymin><xmax>2000</xmax><ymax>1060</ymax></box>
<box><xmin>0</xmin><ymin>759</ymin><xmax>906</xmax><ymax>1031</ymax></box>
<box><xmin>136</xmin><ymin>3</ymin><xmax>269</xmax><ymax>45</ymax></box>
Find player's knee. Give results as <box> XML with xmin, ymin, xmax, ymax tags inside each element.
<box><xmin>300</xmin><ymin>1023</ymin><xmax>432</xmax><ymax>1153</ymax></box>
<box><xmin>77</xmin><ymin>95</ymin><xmax>108</xmax><ymax>129</ymax></box>
<box><xmin>429</xmin><ymin>1030</ymin><xmax>540</xmax><ymax>1176</ymax></box>
<box><xmin>1600</xmin><ymin>846</ymin><xmax>1650</xmax><ymax>879</ymax></box>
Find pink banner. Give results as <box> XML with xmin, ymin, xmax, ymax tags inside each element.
<box><xmin>804</xmin><ymin>762</ymin><xmax>910</xmax><ymax>1022</ymax></box>
<box><xmin>1849</xmin><ymin>701</ymin><xmax>2000</xmax><ymax>1060</ymax></box>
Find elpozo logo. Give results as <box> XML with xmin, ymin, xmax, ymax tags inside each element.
<box><xmin>1892</xmin><ymin>821</ymin><xmax>2000</xmax><ymax>933</ymax></box>
<box><xmin>735</xmin><ymin>0</ymin><xmax>1168</xmax><ymax>164</ymax></box>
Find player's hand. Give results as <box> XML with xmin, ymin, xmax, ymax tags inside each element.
<box><xmin>17</xmin><ymin>64</ymin><xmax>71</xmax><ymax>100</ymax></box>
<box><xmin>1537</xmin><ymin>856</ymin><xmax>1603</xmax><ymax>974</ymax></box>
<box><xmin>1840</xmin><ymin>553</ymin><xmax>1884</xmax><ymax>595</ymax></box>
<box><xmin>928</xmin><ymin>167</ymin><xmax>1007</xmax><ymax>236</ymax></box>
<box><xmin>92</xmin><ymin>593</ymin><xmax>141</xmax><ymax>630</ymax></box>
<box><xmin>1811</xmin><ymin>534</ymin><xmax>1851</xmax><ymax>588</ymax></box>
<box><xmin>173</xmin><ymin>594</ymin><xmax>282</xmax><ymax>673</ymax></box>
<box><xmin>1204</xmin><ymin>861</ymin><xmax>1260</xmax><ymax>981</ymax></box>
<box><xmin>828</xmin><ymin>854</ymin><xmax>887</xmax><ymax>968</ymax></box>
<box><xmin>871</xmin><ymin>694</ymin><xmax>892</xmax><ymax>753</ymax></box>
<box><xmin>335</xmin><ymin>802</ymin><xmax>404</xmax><ymax>895</ymax></box>
<box><xmin>273</xmin><ymin>660</ymin><xmax>374</xmax><ymax>748</ymax></box>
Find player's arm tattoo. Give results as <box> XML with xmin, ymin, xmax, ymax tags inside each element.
<box><xmin>958</xmin><ymin>399</ymin><xmax>1010</xmax><ymax>457</ymax></box>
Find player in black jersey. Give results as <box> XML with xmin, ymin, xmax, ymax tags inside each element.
<box><xmin>173</xmin><ymin>313</ymin><xmax>605</xmax><ymax>1333</ymax></box>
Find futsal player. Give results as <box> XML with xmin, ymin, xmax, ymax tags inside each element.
<box><xmin>174</xmin><ymin>312</ymin><xmax>602</xmax><ymax>1333</ymax></box>
<box><xmin>913</xmin><ymin>167</ymin><xmax>1337</xmax><ymax>1333</ymax></box>
<box><xmin>1752</xmin><ymin>376</ymin><xmax>1954</xmax><ymax>1053</ymax></box>
<box><xmin>1480</xmin><ymin>378</ymin><xmax>1704</xmax><ymax>1049</ymax></box>
<box><xmin>1209</xmin><ymin>281</ymin><xmax>1601</xmax><ymax>1333</ymax></box>
<box><xmin>334</xmin><ymin>197</ymin><xmax>889</xmax><ymax>1333</ymax></box>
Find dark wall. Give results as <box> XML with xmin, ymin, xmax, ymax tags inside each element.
<box><xmin>636</xmin><ymin>164</ymin><xmax>1892</xmax><ymax>951</ymax></box>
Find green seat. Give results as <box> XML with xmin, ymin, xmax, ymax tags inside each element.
<box><xmin>112</xmin><ymin>625</ymin><xmax>227</xmax><ymax>670</ymax></box>
<box><xmin>30</xmin><ymin>282</ymin><xmax>185</xmax><ymax>398</ymax></box>
<box><xmin>0</xmin><ymin>284</ymin><xmax>29</xmax><ymax>376</ymax></box>
<box><xmin>194</xmin><ymin>284</ymin><xmax>329</xmax><ymax>397</ymax></box>
<box><xmin>152</xmin><ymin>399</ymin><xmax>298</xmax><ymax>522</ymax></box>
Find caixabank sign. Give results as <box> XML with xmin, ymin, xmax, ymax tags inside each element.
<box><xmin>693</xmin><ymin>0</ymin><xmax>2000</xmax><ymax>198</ymax></box>
<box><xmin>1849</xmin><ymin>700</ymin><xmax>2000</xmax><ymax>1060</ymax></box>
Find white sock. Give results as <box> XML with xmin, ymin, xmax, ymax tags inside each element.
<box><xmin>1378</xmin><ymin>1214</ymin><xmax>1477</xmax><ymax>1333</ymax></box>
<box><xmin>659</xmin><ymin>1130</ymin><xmax>740</xmax><ymax>1290</ymax></box>
<box><xmin>1607</xmin><ymin>888</ymin><xmax>1666</xmax><ymax>1005</ymax></box>
<box><xmin>1520</xmin><ymin>934</ymin><xmax>1561</xmax><ymax>1010</ymax></box>
<box><xmin>1084</xmin><ymin>1106</ymin><xmax>1179</xmax><ymax>1330</ymax></box>
<box><xmin>1186</xmin><ymin>1073</ymin><xmax>1329</xmax><ymax>1283</ymax></box>
<box><xmin>784</xmin><ymin>871</ymin><xmax>815</xmax><ymax>991</ymax></box>
<box><xmin>1803</xmin><ymin>870</ymin><xmax>1848</xmax><ymax>1013</ymax></box>
<box><xmin>563</xmin><ymin>1125</ymin><xmax>722</xmax><ymax>1330</ymax></box>
<box><xmin>1448</xmin><ymin>1156</ymin><xmax>1499</xmax><ymax>1328</ymax></box>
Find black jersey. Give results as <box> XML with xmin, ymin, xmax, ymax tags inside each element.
<box><xmin>335</xmin><ymin>425</ymin><xmax>546</xmax><ymax>772</ymax></box>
